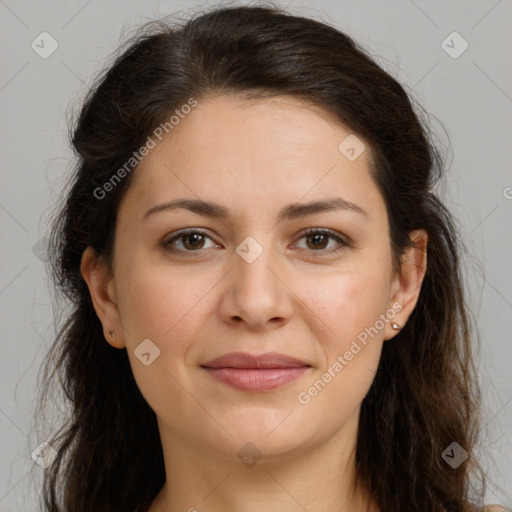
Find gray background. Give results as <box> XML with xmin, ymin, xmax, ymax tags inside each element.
<box><xmin>1</xmin><ymin>0</ymin><xmax>511</xmax><ymax>510</ymax></box>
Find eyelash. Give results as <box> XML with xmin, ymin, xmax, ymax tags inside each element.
<box><xmin>163</xmin><ymin>228</ymin><xmax>350</xmax><ymax>257</ymax></box>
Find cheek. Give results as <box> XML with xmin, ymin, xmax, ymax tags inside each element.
<box><xmin>120</xmin><ymin>273</ymin><xmax>201</xmax><ymax>341</ymax></box>
<box><xmin>115</xmin><ymin>248</ymin><xmax>222</xmax><ymax>356</ymax></box>
<box><xmin>114</xmin><ymin>249</ymin><xmax>170</xmax><ymax>336</ymax></box>
<box><xmin>115</xmin><ymin>261</ymin><xmax>213</xmax><ymax>405</ymax></box>
<box><xmin>297</xmin><ymin>273</ymin><xmax>387</xmax><ymax>418</ymax></box>
<box><xmin>302</xmin><ymin>267</ymin><xmax>392</xmax><ymax>343</ymax></box>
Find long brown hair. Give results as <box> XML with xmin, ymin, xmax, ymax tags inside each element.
<box><xmin>36</xmin><ymin>4</ymin><xmax>489</xmax><ymax>511</ymax></box>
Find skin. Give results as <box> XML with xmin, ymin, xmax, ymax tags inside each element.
<box><xmin>81</xmin><ymin>95</ymin><xmax>428</xmax><ymax>512</ymax></box>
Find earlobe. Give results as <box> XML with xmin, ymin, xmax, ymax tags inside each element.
<box><xmin>80</xmin><ymin>246</ymin><xmax>126</xmax><ymax>349</ymax></box>
<box><xmin>385</xmin><ymin>229</ymin><xmax>428</xmax><ymax>340</ymax></box>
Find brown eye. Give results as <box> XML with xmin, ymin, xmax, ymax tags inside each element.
<box><xmin>164</xmin><ymin>230</ymin><xmax>216</xmax><ymax>253</ymax></box>
<box><xmin>181</xmin><ymin>232</ymin><xmax>206</xmax><ymax>250</ymax></box>
<box><xmin>305</xmin><ymin>232</ymin><xmax>329</xmax><ymax>250</ymax></box>
<box><xmin>295</xmin><ymin>229</ymin><xmax>350</xmax><ymax>255</ymax></box>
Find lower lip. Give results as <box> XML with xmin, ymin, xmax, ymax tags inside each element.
<box><xmin>203</xmin><ymin>367</ymin><xmax>310</xmax><ymax>391</ymax></box>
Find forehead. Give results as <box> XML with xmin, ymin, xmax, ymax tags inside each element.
<box><xmin>165</xmin><ymin>94</ymin><xmax>356</xmax><ymax>156</ymax></box>
<box><xmin>117</xmin><ymin>94</ymin><xmax>385</xmax><ymax>225</ymax></box>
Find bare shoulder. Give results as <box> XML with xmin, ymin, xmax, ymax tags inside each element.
<box><xmin>483</xmin><ymin>505</ymin><xmax>510</xmax><ymax>512</ymax></box>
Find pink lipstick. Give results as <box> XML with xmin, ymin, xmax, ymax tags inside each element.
<box><xmin>201</xmin><ymin>352</ymin><xmax>311</xmax><ymax>392</ymax></box>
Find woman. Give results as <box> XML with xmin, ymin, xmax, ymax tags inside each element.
<box><xmin>36</xmin><ymin>4</ymin><xmax>507</xmax><ymax>511</ymax></box>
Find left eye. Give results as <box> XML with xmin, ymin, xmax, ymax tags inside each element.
<box><xmin>163</xmin><ymin>229</ymin><xmax>348</xmax><ymax>255</ymax></box>
<box><xmin>295</xmin><ymin>229</ymin><xmax>348</xmax><ymax>253</ymax></box>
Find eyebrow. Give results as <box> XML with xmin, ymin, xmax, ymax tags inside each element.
<box><xmin>142</xmin><ymin>197</ymin><xmax>369</xmax><ymax>222</ymax></box>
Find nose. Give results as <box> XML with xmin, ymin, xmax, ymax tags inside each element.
<box><xmin>218</xmin><ymin>237</ymin><xmax>294</xmax><ymax>331</ymax></box>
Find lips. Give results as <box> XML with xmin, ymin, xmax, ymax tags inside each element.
<box><xmin>202</xmin><ymin>352</ymin><xmax>310</xmax><ymax>369</ymax></box>
<box><xmin>201</xmin><ymin>352</ymin><xmax>311</xmax><ymax>392</ymax></box>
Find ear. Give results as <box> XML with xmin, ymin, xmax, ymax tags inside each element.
<box><xmin>80</xmin><ymin>246</ymin><xmax>126</xmax><ymax>349</ymax></box>
<box><xmin>385</xmin><ymin>229</ymin><xmax>428</xmax><ymax>340</ymax></box>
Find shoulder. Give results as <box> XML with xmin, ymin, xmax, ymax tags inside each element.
<box><xmin>482</xmin><ymin>506</ymin><xmax>510</xmax><ymax>512</ymax></box>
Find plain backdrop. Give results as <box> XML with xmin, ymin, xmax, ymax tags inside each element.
<box><xmin>1</xmin><ymin>0</ymin><xmax>511</xmax><ymax>510</ymax></box>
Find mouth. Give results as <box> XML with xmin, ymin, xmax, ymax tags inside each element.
<box><xmin>201</xmin><ymin>352</ymin><xmax>312</xmax><ymax>392</ymax></box>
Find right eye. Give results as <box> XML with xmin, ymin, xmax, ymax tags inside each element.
<box><xmin>163</xmin><ymin>229</ymin><xmax>219</xmax><ymax>254</ymax></box>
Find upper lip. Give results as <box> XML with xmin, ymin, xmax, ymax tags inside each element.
<box><xmin>202</xmin><ymin>352</ymin><xmax>311</xmax><ymax>369</ymax></box>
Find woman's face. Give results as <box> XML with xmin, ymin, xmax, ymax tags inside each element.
<box><xmin>83</xmin><ymin>94</ymin><xmax>426</xmax><ymax>464</ymax></box>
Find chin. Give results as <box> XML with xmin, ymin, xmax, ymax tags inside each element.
<box><xmin>207</xmin><ymin>412</ymin><xmax>321</xmax><ymax>463</ymax></box>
